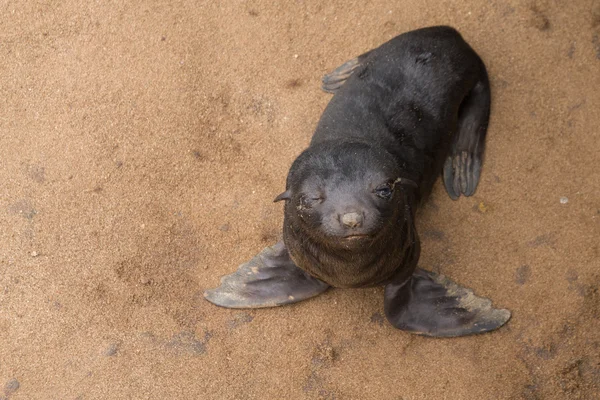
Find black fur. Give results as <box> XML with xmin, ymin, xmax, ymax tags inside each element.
<box><xmin>281</xmin><ymin>26</ymin><xmax>490</xmax><ymax>288</ymax></box>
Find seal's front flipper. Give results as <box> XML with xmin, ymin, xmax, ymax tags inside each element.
<box><xmin>321</xmin><ymin>50</ymin><xmax>372</xmax><ymax>94</ymax></box>
<box><xmin>443</xmin><ymin>69</ymin><xmax>491</xmax><ymax>200</ymax></box>
<box><xmin>384</xmin><ymin>268</ymin><xmax>510</xmax><ymax>337</ymax></box>
<box><xmin>204</xmin><ymin>241</ymin><xmax>329</xmax><ymax>309</ymax></box>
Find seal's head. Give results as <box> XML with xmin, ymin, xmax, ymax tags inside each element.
<box><xmin>275</xmin><ymin>141</ymin><xmax>417</xmax><ymax>249</ymax></box>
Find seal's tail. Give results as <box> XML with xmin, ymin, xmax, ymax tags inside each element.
<box><xmin>443</xmin><ymin>64</ymin><xmax>491</xmax><ymax>200</ymax></box>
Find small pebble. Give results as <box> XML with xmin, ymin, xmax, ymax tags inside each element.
<box><xmin>104</xmin><ymin>342</ymin><xmax>120</xmax><ymax>357</ymax></box>
<box><xmin>30</xmin><ymin>251</ymin><xmax>39</xmax><ymax>257</ymax></box>
<box><xmin>4</xmin><ymin>378</ymin><xmax>20</xmax><ymax>395</ymax></box>
<box><xmin>478</xmin><ymin>202</ymin><xmax>488</xmax><ymax>213</ymax></box>
<box><xmin>138</xmin><ymin>276</ymin><xmax>151</xmax><ymax>285</ymax></box>
<box><xmin>560</xmin><ymin>197</ymin><xmax>569</xmax><ymax>204</ymax></box>
<box><xmin>218</xmin><ymin>223</ymin><xmax>230</xmax><ymax>232</ymax></box>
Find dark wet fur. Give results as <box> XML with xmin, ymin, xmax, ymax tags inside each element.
<box><xmin>283</xmin><ymin>26</ymin><xmax>490</xmax><ymax>287</ymax></box>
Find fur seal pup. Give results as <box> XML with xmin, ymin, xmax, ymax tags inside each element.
<box><xmin>205</xmin><ymin>26</ymin><xmax>510</xmax><ymax>337</ymax></box>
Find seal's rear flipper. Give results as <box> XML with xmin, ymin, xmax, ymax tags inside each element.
<box><xmin>321</xmin><ymin>50</ymin><xmax>372</xmax><ymax>94</ymax></box>
<box><xmin>384</xmin><ymin>268</ymin><xmax>510</xmax><ymax>337</ymax></box>
<box><xmin>443</xmin><ymin>68</ymin><xmax>491</xmax><ymax>200</ymax></box>
<box><xmin>204</xmin><ymin>241</ymin><xmax>329</xmax><ymax>309</ymax></box>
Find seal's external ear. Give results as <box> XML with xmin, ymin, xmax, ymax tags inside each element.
<box><xmin>273</xmin><ymin>190</ymin><xmax>291</xmax><ymax>203</ymax></box>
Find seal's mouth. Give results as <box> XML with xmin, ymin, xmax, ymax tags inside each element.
<box><xmin>341</xmin><ymin>234</ymin><xmax>371</xmax><ymax>240</ymax></box>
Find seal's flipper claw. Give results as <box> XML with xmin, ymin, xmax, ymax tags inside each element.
<box><xmin>204</xmin><ymin>241</ymin><xmax>330</xmax><ymax>309</ymax></box>
<box><xmin>321</xmin><ymin>50</ymin><xmax>371</xmax><ymax>94</ymax></box>
<box><xmin>384</xmin><ymin>268</ymin><xmax>510</xmax><ymax>337</ymax></box>
<box><xmin>443</xmin><ymin>69</ymin><xmax>490</xmax><ymax>200</ymax></box>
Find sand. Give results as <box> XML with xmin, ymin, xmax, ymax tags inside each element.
<box><xmin>1</xmin><ymin>0</ymin><xmax>599</xmax><ymax>399</ymax></box>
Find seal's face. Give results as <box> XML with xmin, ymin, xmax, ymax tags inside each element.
<box><xmin>276</xmin><ymin>142</ymin><xmax>415</xmax><ymax>249</ymax></box>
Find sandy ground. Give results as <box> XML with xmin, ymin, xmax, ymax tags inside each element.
<box><xmin>1</xmin><ymin>1</ymin><xmax>599</xmax><ymax>399</ymax></box>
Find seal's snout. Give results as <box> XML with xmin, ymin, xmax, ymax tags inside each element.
<box><xmin>341</xmin><ymin>212</ymin><xmax>363</xmax><ymax>228</ymax></box>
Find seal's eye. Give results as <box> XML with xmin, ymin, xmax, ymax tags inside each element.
<box><xmin>374</xmin><ymin>184</ymin><xmax>393</xmax><ymax>199</ymax></box>
<box><xmin>298</xmin><ymin>195</ymin><xmax>323</xmax><ymax>210</ymax></box>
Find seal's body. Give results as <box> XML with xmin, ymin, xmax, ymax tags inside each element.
<box><xmin>280</xmin><ymin>26</ymin><xmax>489</xmax><ymax>288</ymax></box>
<box><xmin>205</xmin><ymin>27</ymin><xmax>510</xmax><ymax>338</ymax></box>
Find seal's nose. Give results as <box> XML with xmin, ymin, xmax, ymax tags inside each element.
<box><xmin>341</xmin><ymin>212</ymin><xmax>363</xmax><ymax>228</ymax></box>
